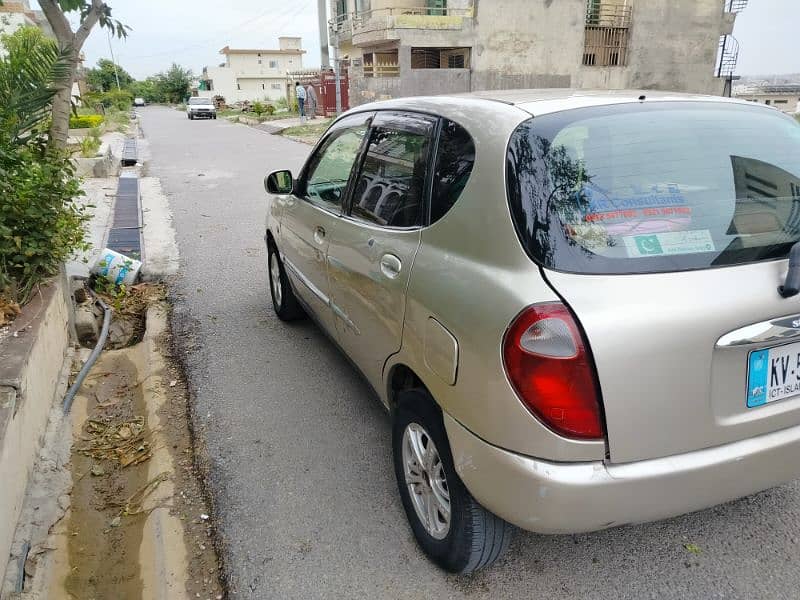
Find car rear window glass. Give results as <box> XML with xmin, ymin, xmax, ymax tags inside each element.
<box><xmin>506</xmin><ymin>102</ymin><xmax>800</xmax><ymax>274</ymax></box>
<box><xmin>350</xmin><ymin>116</ymin><xmax>433</xmax><ymax>228</ymax></box>
<box><xmin>430</xmin><ymin>119</ymin><xmax>475</xmax><ymax>224</ymax></box>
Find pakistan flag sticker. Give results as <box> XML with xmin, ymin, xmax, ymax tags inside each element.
<box><xmin>634</xmin><ymin>235</ymin><xmax>663</xmax><ymax>256</ymax></box>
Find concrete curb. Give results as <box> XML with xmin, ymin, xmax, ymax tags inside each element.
<box><xmin>0</xmin><ymin>276</ymin><xmax>71</xmax><ymax>588</ymax></box>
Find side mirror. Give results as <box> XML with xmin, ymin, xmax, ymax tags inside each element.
<box><xmin>265</xmin><ymin>170</ymin><xmax>294</xmax><ymax>194</ymax></box>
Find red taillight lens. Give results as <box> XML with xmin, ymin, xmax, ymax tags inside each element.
<box><xmin>502</xmin><ymin>303</ymin><xmax>604</xmax><ymax>440</ymax></box>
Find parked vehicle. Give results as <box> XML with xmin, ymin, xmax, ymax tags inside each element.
<box><xmin>262</xmin><ymin>90</ymin><xmax>800</xmax><ymax>573</ymax></box>
<box><xmin>133</xmin><ymin>97</ymin><xmax>146</xmax><ymax>107</ymax></box>
<box><xmin>187</xmin><ymin>97</ymin><xmax>216</xmax><ymax>120</ymax></box>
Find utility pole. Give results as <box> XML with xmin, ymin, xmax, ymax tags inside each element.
<box><xmin>107</xmin><ymin>29</ymin><xmax>121</xmax><ymax>91</ymax></box>
<box><xmin>317</xmin><ymin>0</ymin><xmax>330</xmax><ymax>69</ymax></box>
<box><xmin>334</xmin><ymin>45</ymin><xmax>342</xmax><ymax>116</ymax></box>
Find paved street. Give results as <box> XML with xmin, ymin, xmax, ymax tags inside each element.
<box><xmin>140</xmin><ymin>105</ymin><xmax>800</xmax><ymax>600</ymax></box>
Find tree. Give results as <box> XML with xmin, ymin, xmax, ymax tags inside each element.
<box><xmin>0</xmin><ymin>27</ymin><xmax>88</xmax><ymax>302</ymax></box>
<box><xmin>86</xmin><ymin>57</ymin><xmax>133</xmax><ymax>92</ymax></box>
<box><xmin>35</xmin><ymin>0</ymin><xmax>127</xmax><ymax>149</ymax></box>
<box><xmin>0</xmin><ymin>27</ymin><xmax>69</xmax><ymax>144</ymax></box>
<box><xmin>155</xmin><ymin>63</ymin><xmax>192</xmax><ymax>104</ymax></box>
<box><xmin>130</xmin><ymin>77</ymin><xmax>162</xmax><ymax>103</ymax></box>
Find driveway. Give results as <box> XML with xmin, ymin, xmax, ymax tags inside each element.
<box><xmin>139</xmin><ymin>105</ymin><xmax>800</xmax><ymax>600</ymax></box>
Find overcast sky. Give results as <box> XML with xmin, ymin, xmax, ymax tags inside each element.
<box><xmin>32</xmin><ymin>0</ymin><xmax>799</xmax><ymax>79</ymax></box>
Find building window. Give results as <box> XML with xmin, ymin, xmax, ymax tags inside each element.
<box><xmin>363</xmin><ymin>50</ymin><xmax>399</xmax><ymax>78</ymax></box>
<box><xmin>582</xmin><ymin>0</ymin><xmax>631</xmax><ymax>67</ymax></box>
<box><xmin>258</xmin><ymin>59</ymin><xmax>262</xmax><ymax>64</ymax></box>
<box><xmin>269</xmin><ymin>60</ymin><xmax>278</xmax><ymax>69</ymax></box>
<box><xmin>261</xmin><ymin>83</ymin><xmax>265</xmax><ymax>90</ymax></box>
<box><xmin>237</xmin><ymin>83</ymin><xmax>241</xmax><ymax>90</ymax></box>
<box><xmin>272</xmin><ymin>83</ymin><xmax>281</xmax><ymax>89</ymax></box>
<box><xmin>766</xmin><ymin>100</ymin><xmax>771</xmax><ymax>105</ymax></box>
<box><xmin>411</xmin><ymin>47</ymin><xmax>470</xmax><ymax>69</ymax></box>
<box><xmin>774</xmin><ymin>99</ymin><xmax>788</xmax><ymax>104</ymax></box>
<box><xmin>336</xmin><ymin>0</ymin><xmax>346</xmax><ymax>16</ymax></box>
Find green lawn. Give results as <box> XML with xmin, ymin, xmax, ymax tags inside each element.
<box><xmin>279</xmin><ymin>119</ymin><xmax>333</xmax><ymax>145</ymax></box>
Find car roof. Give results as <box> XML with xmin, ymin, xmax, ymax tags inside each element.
<box><xmin>351</xmin><ymin>88</ymin><xmax>760</xmax><ymax>118</ymax></box>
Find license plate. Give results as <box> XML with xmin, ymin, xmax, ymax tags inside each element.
<box><xmin>747</xmin><ymin>342</ymin><xmax>800</xmax><ymax>408</ymax></box>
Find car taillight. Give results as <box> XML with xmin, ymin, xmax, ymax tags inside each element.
<box><xmin>502</xmin><ymin>303</ymin><xmax>604</xmax><ymax>440</ymax></box>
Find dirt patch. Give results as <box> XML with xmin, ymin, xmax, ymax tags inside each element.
<box><xmin>155</xmin><ymin>313</ymin><xmax>224</xmax><ymax>600</ymax></box>
<box><xmin>59</xmin><ymin>303</ymin><xmax>222</xmax><ymax>600</ymax></box>
<box><xmin>65</xmin><ymin>353</ymin><xmax>150</xmax><ymax>599</ymax></box>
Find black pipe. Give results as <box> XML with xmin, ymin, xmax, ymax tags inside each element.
<box><xmin>63</xmin><ymin>287</ymin><xmax>111</xmax><ymax>414</ymax></box>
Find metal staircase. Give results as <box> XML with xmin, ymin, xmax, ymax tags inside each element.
<box><xmin>725</xmin><ymin>0</ymin><xmax>748</xmax><ymax>13</ymax></box>
<box><xmin>716</xmin><ymin>35</ymin><xmax>740</xmax><ymax>78</ymax></box>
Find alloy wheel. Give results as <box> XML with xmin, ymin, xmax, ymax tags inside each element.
<box><xmin>402</xmin><ymin>422</ymin><xmax>451</xmax><ymax>540</ymax></box>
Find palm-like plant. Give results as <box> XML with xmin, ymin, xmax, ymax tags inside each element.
<box><xmin>0</xmin><ymin>26</ymin><xmax>71</xmax><ymax>145</ymax></box>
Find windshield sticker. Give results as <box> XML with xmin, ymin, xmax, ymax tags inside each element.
<box><xmin>581</xmin><ymin>183</ymin><xmax>687</xmax><ymax>213</ymax></box>
<box><xmin>575</xmin><ymin>183</ymin><xmax>693</xmax><ymax>237</ymax></box>
<box><xmin>624</xmin><ymin>230</ymin><xmax>715</xmax><ymax>258</ymax></box>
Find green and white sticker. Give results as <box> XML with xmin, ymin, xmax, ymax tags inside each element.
<box><xmin>624</xmin><ymin>230</ymin><xmax>715</xmax><ymax>258</ymax></box>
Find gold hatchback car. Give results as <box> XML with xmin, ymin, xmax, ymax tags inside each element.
<box><xmin>264</xmin><ymin>90</ymin><xmax>800</xmax><ymax>572</ymax></box>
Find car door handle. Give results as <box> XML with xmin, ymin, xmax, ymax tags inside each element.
<box><xmin>313</xmin><ymin>226</ymin><xmax>326</xmax><ymax>244</ymax></box>
<box><xmin>380</xmin><ymin>254</ymin><xmax>402</xmax><ymax>279</ymax></box>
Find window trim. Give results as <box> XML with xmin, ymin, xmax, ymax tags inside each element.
<box><xmin>342</xmin><ymin>110</ymin><xmax>439</xmax><ymax>231</ymax></box>
<box><xmin>296</xmin><ymin>112</ymin><xmax>375</xmax><ymax>214</ymax></box>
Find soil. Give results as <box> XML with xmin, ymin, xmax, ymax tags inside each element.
<box><xmin>62</xmin><ymin>301</ymin><xmax>223</xmax><ymax>600</ymax></box>
<box><xmin>156</xmin><ymin>320</ymin><xmax>225</xmax><ymax>600</ymax></box>
<box><xmin>65</xmin><ymin>354</ymin><xmax>150</xmax><ymax>599</ymax></box>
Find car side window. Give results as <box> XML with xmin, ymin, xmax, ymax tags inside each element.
<box><xmin>349</xmin><ymin>115</ymin><xmax>434</xmax><ymax>228</ymax></box>
<box><xmin>303</xmin><ymin>124</ymin><xmax>368</xmax><ymax>209</ymax></box>
<box><xmin>430</xmin><ymin>119</ymin><xmax>475</xmax><ymax>224</ymax></box>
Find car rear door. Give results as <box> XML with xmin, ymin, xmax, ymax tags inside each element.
<box><xmin>278</xmin><ymin>112</ymin><xmax>372</xmax><ymax>333</ymax></box>
<box><xmin>325</xmin><ymin>111</ymin><xmax>436</xmax><ymax>390</ymax></box>
<box><xmin>505</xmin><ymin>101</ymin><xmax>800</xmax><ymax>463</ymax></box>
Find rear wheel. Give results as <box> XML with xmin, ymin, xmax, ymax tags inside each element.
<box><xmin>268</xmin><ymin>243</ymin><xmax>304</xmax><ymax>321</ymax></box>
<box><xmin>393</xmin><ymin>390</ymin><xmax>513</xmax><ymax>573</ymax></box>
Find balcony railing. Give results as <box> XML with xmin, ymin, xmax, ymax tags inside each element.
<box><xmin>330</xmin><ymin>4</ymin><xmax>473</xmax><ymax>39</ymax></box>
<box><xmin>363</xmin><ymin>63</ymin><xmax>401</xmax><ymax>78</ymax></box>
<box><xmin>585</xmin><ymin>3</ymin><xmax>632</xmax><ymax>28</ymax></box>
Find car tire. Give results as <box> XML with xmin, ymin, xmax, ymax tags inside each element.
<box><xmin>213</xmin><ymin>115</ymin><xmax>217</xmax><ymax>120</ymax></box>
<box><xmin>393</xmin><ymin>390</ymin><xmax>513</xmax><ymax>573</ymax></box>
<box><xmin>188</xmin><ymin>113</ymin><xmax>193</xmax><ymax>120</ymax></box>
<box><xmin>267</xmin><ymin>242</ymin><xmax>304</xmax><ymax>321</ymax></box>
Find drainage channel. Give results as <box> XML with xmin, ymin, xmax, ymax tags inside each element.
<box><xmin>107</xmin><ymin>138</ymin><xmax>143</xmax><ymax>260</ymax></box>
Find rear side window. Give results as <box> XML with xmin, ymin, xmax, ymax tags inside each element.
<box><xmin>506</xmin><ymin>102</ymin><xmax>800</xmax><ymax>274</ymax></box>
<box><xmin>350</xmin><ymin>114</ymin><xmax>433</xmax><ymax>228</ymax></box>
<box><xmin>430</xmin><ymin>119</ymin><xmax>475</xmax><ymax>224</ymax></box>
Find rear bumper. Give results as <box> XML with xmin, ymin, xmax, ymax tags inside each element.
<box><xmin>444</xmin><ymin>413</ymin><xmax>800</xmax><ymax>534</ymax></box>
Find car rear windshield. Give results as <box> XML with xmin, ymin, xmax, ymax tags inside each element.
<box><xmin>189</xmin><ymin>98</ymin><xmax>212</xmax><ymax>105</ymax></box>
<box><xmin>506</xmin><ymin>102</ymin><xmax>800</xmax><ymax>274</ymax></box>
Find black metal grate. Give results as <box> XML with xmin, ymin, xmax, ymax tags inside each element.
<box><xmin>121</xmin><ymin>137</ymin><xmax>138</xmax><ymax>167</ymax></box>
<box><xmin>107</xmin><ymin>174</ymin><xmax>142</xmax><ymax>259</ymax></box>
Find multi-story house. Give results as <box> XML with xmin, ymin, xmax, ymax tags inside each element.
<box><xmin>329</xmin><ymin>0</ymin><xmax>748</xmax><ymax>106</ymax></box>
<box><xmin>735</xmin><ymin>84</ymin><xmax>800</xmax><ymax>114</ymax></box>
<box><xmin>199</xmin><ymin>37</ymin><xmax>305</xmax><ymax>104</ymax></box>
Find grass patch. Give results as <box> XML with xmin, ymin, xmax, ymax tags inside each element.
<box><xmin>279</xmin><ymin>119</ymin><xmax>333</xmax><ymax>144</ymax></box>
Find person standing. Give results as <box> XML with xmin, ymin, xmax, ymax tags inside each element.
<box><xmin>295</xmin><ymin>81</ymin><xmax>306</xmax><ymax>122</ymax></box>
<box><xmin>305</xmin><ymin>83</ymin><xmax>318</xmax><ymax>120</ymax></box>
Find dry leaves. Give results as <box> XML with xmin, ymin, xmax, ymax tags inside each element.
<box><xmin>77</xmin><ymin>417</ymin><xmax>152</xmax><ymax>467</ymax></box>
<box><xmin>0</xmin><ymin>296</ymin><xmax>21</xmax><ymax>326</ymax></box>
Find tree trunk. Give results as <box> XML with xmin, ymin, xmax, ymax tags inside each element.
<box><xmin>49</xmin><ymin>64</ymin><xmax>76</xmax><ymax>150</ymax></box>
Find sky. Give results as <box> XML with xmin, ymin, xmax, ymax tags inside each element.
<box><xmin>31</xmin><ymin>0</ymin><xmax>799</xmax><ymax>80</ymax></box>
<box><xmin>32</xmin><ymin>0</ymin><xmax>325</xmax><ymax>79</ymax></box>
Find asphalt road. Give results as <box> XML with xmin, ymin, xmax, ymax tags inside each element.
<box><xmin>140</xmin><ymin>105</ymin><xmax>800</xmax><ymax>600</ymax></box>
